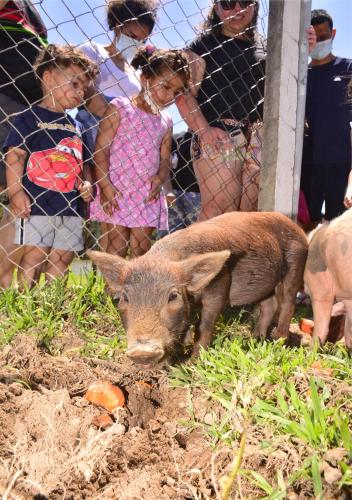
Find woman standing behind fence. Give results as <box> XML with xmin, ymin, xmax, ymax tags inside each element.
<box><xmin>77</xmin><ymin>0</ymin><xmax>157</xmax><ymax>155</ymax></box>
<box><xmin>177</xmin><ymin>0</ymin><xmax>265</xmax><ymax>220</ymax></box>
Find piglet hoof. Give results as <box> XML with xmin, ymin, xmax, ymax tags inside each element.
<box><xmin>191</xmin><ymin>343</ymin><xmax>202</xmax><ymax>359</ymax></box>
<box><xmin>271</xmin><ymin>328</ymin><xmax>288</xmax><ymax>341</ymax></box>
<box><xmin>308</xmin><ymin>335</ymin><xmax>323</xmax><ymax>350</ymax></box>
<box><xmin>183</xmin><ymin>328</ymin><xmax>195</xmax><ymax>346</ymax></box>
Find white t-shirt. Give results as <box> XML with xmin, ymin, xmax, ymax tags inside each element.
<box><xmin>80</xmin><ymin>41</ymin><xmax>141</xmax><ymax>98</ymax></box>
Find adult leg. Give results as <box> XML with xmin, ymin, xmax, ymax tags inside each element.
<box><xmin>0</xmin><ymin>208</ymin><xmax>24</xmax><ymax>288</ymax></box>
<box><xmin>106</xmin><ymin>224</ymin><xmax>130</xmax><ymax>257</ymax></box>
<box><xmin>45</xmin><ymin>249</ymin><xmax>74</xmax><ymax>281</ymax></box>
<box><xmin>306</xmin><ymin>164</ymin><xmax>325</xmax><ymax>223</ymax></box>
<box><xmin>240</xmin><ymin>157</ymin><xmax>260</xmax><ymax>211</ymax></box>
<box><xmin>193</xmin><ymin>155</ymin><xmax>243</xmax><ymax>221</ymax></box>
<box><xmin>130</xmin><ymin>227</ymin><xmax>154</xmax><ymax>257</ymax></box>
<box><xmin>240</xmin><ymin>122</ymin><xmax>262</xmax><ymax>212</ymax></box>
<box><xmin>99</xmin><ymin>222</ymin><xmax>109</xmax><ymax>251</ymax></box>
<box><xmin>324</xmin><ymin>163</ymin><xmax>350</xmax><ymax>221</ymax></box>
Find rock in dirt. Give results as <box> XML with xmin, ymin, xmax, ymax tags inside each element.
<box><xmin>324</xmin><ymin>447</ymin><xmax>347</xmax><ymax>466</ymax></box>
<box><xmin>321</xmin><ymin>462</ymin><xmax>342</xmax><ymax>484</ymax></box>
<box><xmin>92</xmin><ymin>413</ymin><xmax>114</xmax><ymax>430</ymax></box>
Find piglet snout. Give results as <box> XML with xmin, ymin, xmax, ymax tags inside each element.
<box><xmin>126</xmin><ymin>340</ymin><xmax>165</xmax><ymax>365</ymax></box>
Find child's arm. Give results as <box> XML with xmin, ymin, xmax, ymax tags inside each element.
<box><xmin>84</xmin><ymin>84</ymin><xmax>109</xmax><ymax>118</ymax></box>
<box><xmin>147</xmin><ymin>128</ymin><xmax>172</xmax><ymax>202</ymax></box>
<box><xmin>5</xmin><ymin>147</ymin><xmax>31</xmax><ymax>218</ymax></box>
<box><xmin>344</xmin><ymin>170</ymin><xmax>352</xmax><ymax>208</ymax></box>
<box><xmin>93</xmin><ymin>103</ymin><xmax>121</xmax><ymax>215</ymax></box>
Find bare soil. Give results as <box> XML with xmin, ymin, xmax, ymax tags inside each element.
<box><xmin>0</xmin><ymin>335</ymin><xmax>349</xmax><ymax>500</ymax></box>
<box><xmin>0</xmin><ymin>335</ymin><xmax>216</xmax><ymax>499</ymax></box>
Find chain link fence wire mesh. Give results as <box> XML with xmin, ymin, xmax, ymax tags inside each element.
<box><xmin>0</xmin><ymin>0</ymin><xmax>268</xmax><ymax>287</ymax></box>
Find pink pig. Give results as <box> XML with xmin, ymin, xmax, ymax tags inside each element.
<box><xmin>304</xmin><ymin>209</ymin><xmax>352</xmax><ymax>348</ymax></box>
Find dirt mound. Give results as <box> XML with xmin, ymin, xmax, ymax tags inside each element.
<box><xmin>0</xmin><ymin>338</ymin><xmax>215</xmax><ymax>499</ymax></box>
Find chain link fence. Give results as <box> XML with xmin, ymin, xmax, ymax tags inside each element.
<box><xmin>0</xmin><ymin>0</ymin><xmax>269</xmax><ymax>287</ymax></box>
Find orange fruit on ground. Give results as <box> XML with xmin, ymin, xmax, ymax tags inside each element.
<box><xmin>299</xmin><ymin>318</ymin><xmax>314</xmax><ymax>335</ymax></box>
<box><xmin>85</xmin><ymin>380</ymin><xmax>125</xmax><ymax>412</ymax></box>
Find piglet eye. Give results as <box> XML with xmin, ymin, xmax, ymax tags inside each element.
<box><xmin>168</xmin><ymin>291</ymin><xmax>179</xmax><ymax>302</ymax></box>
<box><xmin>111</xmin><ymin>294</ymin><xmax>120</xmax><ymax>307</ymax></box>
<box><xmin>111</xmin><ymin>292</ymin><xmax>128</xmax><ymax>307</ymax></box>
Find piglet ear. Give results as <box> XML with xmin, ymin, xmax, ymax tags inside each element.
<box><xmin>87</xmin><ymin>250</ymin><xmax>129</xmax><ymax>290</ymax></box>
<box><xmin>180</xmin><ymin>250</ymin><xmax>231</xmax><ymax>293</ymax></box>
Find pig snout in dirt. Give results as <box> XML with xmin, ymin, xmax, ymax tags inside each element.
<box><xmin>304</xmin><ymin>209</ymin><xmax>352</xmax><ymax>348</ymax></box>
<box><xmin>88</xmin><ymin>211</ymin><xmax>308</xmax><ymax>366</ymax></box>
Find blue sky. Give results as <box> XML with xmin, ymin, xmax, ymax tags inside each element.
<box><xmin>36</xmin><ymin>0</ymin><xmax>352</xmax><ymax>131</ymax></box>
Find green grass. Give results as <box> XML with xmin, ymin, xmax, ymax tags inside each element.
<box><xmin>170</xmin><ymin>318</ymin><xmax>352</xmax><ymax>498</ymax></box>
<box><xmin>0</xmin><ymin>272</ymin><xmax>126</xmax><ymax>357</ymax></box>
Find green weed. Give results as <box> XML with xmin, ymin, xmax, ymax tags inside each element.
<box><xmin>170</xmin><ymin>322</ymin><xmax>352</xmax><ymax>497</ymax></box>
<box><xmin>0</xmin><ymin>272</ymin><xmax>125</xmax><ymax>356</ymax></box>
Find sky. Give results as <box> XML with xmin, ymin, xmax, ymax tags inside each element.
<box><xmin>34</xmin><ymin>0</ymin><xmax>352</xmax><ymax>132</ymax></box>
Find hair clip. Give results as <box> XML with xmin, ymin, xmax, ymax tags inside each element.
<box><xmin>145</xmin><ymin>44</ymin><xmax>156</xmax><ymax>56</ymax></box>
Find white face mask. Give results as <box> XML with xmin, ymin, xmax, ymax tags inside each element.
<box><xmin>310</xmin><ymin>38</ymin><xmax>333</xmax><ymax>61</ymax></box>
<box><xmin>144</xmin><ymin>80</ymin><xmax>160</xmax><ymax>114</ymax></box>
<box><xmin>116</xmin><ymin>32</ymin><xmax>143</xmax><ymax>61</ymax></box>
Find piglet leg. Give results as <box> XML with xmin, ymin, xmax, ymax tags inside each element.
<box><xmin>254</xmin><ymin>295</ymin><xmax>278</xmax><ymax>339</ymax></box>
<box><xmin>311</xmin><ymin>298</ymin><xmax>334</xmax><ymax>346</ymax></box>
<box><xmin>342</xmin><ymin>300</ymin><xmax>352</xmax><ymax>349</ymax></box>
<box><xmin>192</xmin><ymin>273</ymin><xmax>230</xmax><ymax>356</ymax></box>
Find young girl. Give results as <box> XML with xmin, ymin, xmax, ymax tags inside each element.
<box><xmin>89</xmin><ymin>47</ymin><xmax>190</xmax><ymax>257</ymax></box>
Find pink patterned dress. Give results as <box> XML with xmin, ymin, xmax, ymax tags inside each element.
<box><xmin>89</xmin><ymin>96</ymin><xmax>171</xmax><ymax>229</ymax></box>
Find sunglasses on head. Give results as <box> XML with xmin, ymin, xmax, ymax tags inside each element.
<box><xmin>218</xmin><ymin>0</ymin><xmax>253</xmax><ymax>11</ymax></box>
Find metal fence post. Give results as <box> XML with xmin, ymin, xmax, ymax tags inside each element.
<box><xmin>258</xmin><ymin>0</ymin><xmax>312</xmax><ymax>217</ymax></box>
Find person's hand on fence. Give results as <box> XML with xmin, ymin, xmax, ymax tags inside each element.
<box><xmin>198</xmin><ymin>126</ymin><xmax>230</xmax><ymax>157</ymax></box>
<box><xmin>78</xmin><ymin>181</ymin><xmax>93</xmax><ymax>202</ymax></box>
<box><xmin>9</xmin><ymin>190</ymin><xmax>31</xmax><ymax>219</ymax></box>
<box><xmin>307</xmin><ymin>25</ymin><xmax>317</xmax><ymax>54</ymax></box>
<box><xmin>146</xmin><ymin>174</ymin><xmax>163</xmax><ymax>202</ymax></box>
<box><xmin>100</xmin><ymin>182</ymin><xmax>121</xmax><ymax>215</ymax></box>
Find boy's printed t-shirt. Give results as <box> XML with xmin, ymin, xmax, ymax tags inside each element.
<box><xmin>4</xmin><ymin>106</ymin><xmax>86</xmax><ymax>216</ymax></box>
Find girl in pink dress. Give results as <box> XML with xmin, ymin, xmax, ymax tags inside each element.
<box><xmin>89</xmin><ymin>47</ymin><xmax>190</xmax><ymax>257</ymax></box>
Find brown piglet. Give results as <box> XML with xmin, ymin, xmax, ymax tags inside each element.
<box><xmin>88</xmin><ymin>212</ymin><xmax>308</xmax><ymax>366</ymax></box>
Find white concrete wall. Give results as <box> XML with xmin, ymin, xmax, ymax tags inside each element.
<box><xmin>259</xmin><ymin>0</ymin><xmax>312</xmax><ymax>217</ymax></box>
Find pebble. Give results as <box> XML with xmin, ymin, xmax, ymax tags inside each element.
<box><xmin>8</xmin><ymin>383</ymin><xmax>23</xmax><ymax>396</ymax></box>
<box><xmin>164</xmin><ymin>422</ymin><xmax>177</xmax><ymax>436</ymax></box>
<box><xmin>113</xmin><ymin>423</ymin><xmax>126</xmax><ymax>436</ymax></box>
<box><xmin>203</xmin><ymin>413</ymin><xmax>214</xmax><ymax>425</ymax></box>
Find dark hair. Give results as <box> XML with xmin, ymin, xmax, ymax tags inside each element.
<box><xmin>202</xmin><ymin>0</ymin><xmax>260</xmax><ymax>40</ymax></box>
<box><xmin>107</xmin><ymin>0</ymin><xmax>157</xmax><ymax>32</ymax></box>
<box><xmin>35</xmin><ymin>44</ymin><xmax>99</xmax><ymax>81</ymax></box>
<box><xmin>131</xmin><ymin>46</ymin><xmax>190</xmax><ymax>88</ymax></box>
<box><xmin>311</xmin><ymin>9</ymin><xmax>333</xmax><ymax>30</ymax></box>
